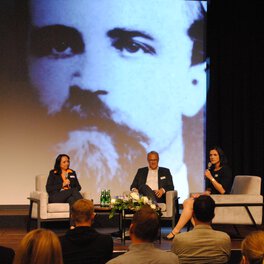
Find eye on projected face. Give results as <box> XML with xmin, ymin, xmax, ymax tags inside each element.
<box><xmin>107</xmin><ymin>28</ymin><xmax>157</xmax><ymax>56</ymax></box>
<box><xmin>30</xmin><ymin>25</ymin><xmax>85</xmax><ymax>59</ymax></box>
<box><xmin>30</xmin><ymin>26</ymin><xmax>156</xmax><ymax>58</ymax></box>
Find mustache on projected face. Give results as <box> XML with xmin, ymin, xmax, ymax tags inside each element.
<box><xmin>55</xmin><ymin>85</ymin><xmax>148</xmax><ymax>144</ymax></box>
<box><xmin>62</xmin><ymin>85</ymin><xmax>112</xmax><ymax>119</ymax></box>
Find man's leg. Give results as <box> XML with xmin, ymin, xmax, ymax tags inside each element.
<box><xmin>138</xmin><ymin>184</ymin><xmax>157</xmax><ymax>203</ymax></box>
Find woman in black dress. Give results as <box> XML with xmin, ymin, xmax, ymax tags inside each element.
<box><xmin>164</xmin><ymin>146</ymin><xmax>233</xmax><ymax>240</ymax></box>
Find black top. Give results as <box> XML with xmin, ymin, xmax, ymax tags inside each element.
<box><xmin>46</xmin><ymin>169</ymin><xmax>81</xmax><ymax>196</ymax></box>
<box><xmin>205</xmin><ymin>165</ymin><xmax>233</xmax><ymax>194</ymax></box>
<box><xmin>60</xmin><ymin>226</ymin><xmax>113</xmax><ymax>264</ymax></box>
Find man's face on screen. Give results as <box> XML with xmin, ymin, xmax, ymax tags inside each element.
<box><xmin>28</xmin><ymin>0</ymin><xmax>204</xmax><ymax>149</ymax></box>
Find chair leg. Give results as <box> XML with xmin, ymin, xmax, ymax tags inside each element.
<box><xmin>172</xmin><ymin>215</ymin><xmax>176</xmax><ymax>229</ymax></box>
<box><xmin>27</xmin><ymin>200</ymin><xmax>33</xmax><ymax>232</ymax></box>
<box><xmin>233</xmin><ymin>225</ymin><xmax>242</xmax><ymax>238</ymax></box>
<box><xmin>37</xmin><ymin>219</ymin><xmax>41</xmax><ymax>229</ymax></box>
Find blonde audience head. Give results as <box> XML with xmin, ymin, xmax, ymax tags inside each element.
<box><xmin>71</xmin><ymin>199</ymin><xmax>94</xmax><ymax>225</ymax></box>
<box><xmin>13</xmin><ymin>228</ymin><xmax>63</xmax><ymax>264</ymax></box>
<box><xmin>241</xmin><ymin>230</ymin><xmax>264</xmax><ymax>264</ymax></box>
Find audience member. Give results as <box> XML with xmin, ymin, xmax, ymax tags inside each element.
<box><xmin>171</xmin><ymin>195</ymin><xmax>231</xmax><ymax>264</ymax></box>
<box><xmin>0</xmin><ymin>245</ymin><xmax>15</xmax><ymax>264</ymax></box>
<box><xmin>130</xmin><ymin>151</ymin><xmax>174</xmax><ymax>203</ymax></box>
<box><xmin>241</xmin><ymin>230</ymin><xmax>264</xmax><ymax>264</ymax></box>
<box><xmin>60</xmin><ymin>199</ymin><xmax>113</xmax><ymax>264</ymax></box>
<box><xmin>107</xmin><ymin>205</ymin><xmax>179</xmax><ymax>264</ymax></box>
<box><xmin>13</xmin><ymin>228</ymin><xmax>63</xmax><ymax>264</ymax></box>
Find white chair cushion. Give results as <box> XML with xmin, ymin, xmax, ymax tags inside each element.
<box><xmin>47</xmin><ymin>203</ymin><xmax>70</xmax><ymax>213</ymax></box>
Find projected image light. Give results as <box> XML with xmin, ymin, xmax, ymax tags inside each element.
<box><xmin>26</xmin><ymin>0</ymin><xmax>207</xmax><ymax>202</ymax></box>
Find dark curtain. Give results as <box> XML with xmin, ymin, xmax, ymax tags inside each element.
<box><xmin>206</xmin><ymin>1</ymin><xmax>264</xmax><ymax>193</ymax></box>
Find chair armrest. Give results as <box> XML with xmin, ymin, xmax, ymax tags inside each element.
<box><xmin>29</xmin><ymin>191</ymin><xmax>49</xmax><ymax>219</ymax></box>
<box><xmin>165</xmin><ymin>190</ymin><xmax>178</xmax><ymax>217</ymax></box>
<box><xmin>82</xmin><ymin>191</ymin><xmax>91</xmax><ymax>200</ymax></box>
<box><xmin>211</xmin><ymin>194</ymin><xmax>263</xmax><ymax>204</ymax></box>
<box><xmin>211</xmin><ymin>194</ymin><xmax>263</xmax><ymax>225</ymax></box>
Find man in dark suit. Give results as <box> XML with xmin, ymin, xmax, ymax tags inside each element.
<box><xmin>130</xmin><ymin>151</ymin><xmax>174</xmax><ymax>203</ymax></box>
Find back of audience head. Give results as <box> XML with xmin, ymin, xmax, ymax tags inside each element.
<box><xmin>71</xmin><ymin>198</ymin><xmax>94</xmax><ymax>225</ymax></box>
<box><xmin>241</xmin><ymin>230</ymin><xmax>264</xmax><ymax>264</ymax></box>
<box><xmin>193</xmin><ymin>195</ymin><xmax>215</xmax><ymax>223</ymax></box>
<box><xmin>130</xmin><ymin>205</ymin><xmax>159</xmax><ymax>242</ymax></box>
<box><xmin>13</xmin><ymin>228</ymin><xmax>63</xmax><ymax>264</ymax></box>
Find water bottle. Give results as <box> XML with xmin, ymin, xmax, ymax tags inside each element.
<box><xmin>105</xmin><ymin>189</ymin><xmax>111</xmax><ymax>207</ymax></box>
<box><xmin>100</xmin><ymin>189</ymin><xmax>106</xmax><ymax>207</ymax></box>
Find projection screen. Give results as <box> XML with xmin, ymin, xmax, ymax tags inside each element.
<box><xmin>0</xmin><ymin>0</ymin><xmax>207</xmax><ymax>204</ymax></box>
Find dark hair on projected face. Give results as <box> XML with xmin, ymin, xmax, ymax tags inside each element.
<box><xmin>187</xmin><ymin>2</ymin><xmax>206</xmax><ymax>66</ymax></box>
<box><xmin>54</xmin><ymin>154</ymin><xmax>70</xmax><ymax>174</ymax></box>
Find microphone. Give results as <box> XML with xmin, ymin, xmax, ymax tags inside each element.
<box><xmin>207</xmin><ymin>162</ymin><xmax>212</xmax><ymax>170</ymax></box>
<box><xmin>64</xmin><ymin>172</ymin><xmax>70</xmax><ymax>188</ymax></box>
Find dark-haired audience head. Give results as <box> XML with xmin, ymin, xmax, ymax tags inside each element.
<box><xmin>129</xmin><ymin>205</ymin><xmax>159</xmax><ymax>242</ymax></box>
<box><xmin>53</xmin><ymin>154</ymin><xmax>70</xmax><ymax>174</ymax></box>
<box><xmin>71</xmin><ymin>199</ymin><xmax>94</xmax><ymax>226</ymax></box>
<box><xmin>193</xmin><ymin>195</ymin><xmax>215</xmax><ymax>223</ymax></box>
<box><xmin>241</xmin><ymin>230</ymin><xmax>264</xmax><ymax>264</ymax></box>
<box><xmin>13</xmin><ymin>228</ymin><xmax>63</xmax><ymax>264</ymax></box>
<box><xmin>209</xmin><ymin>146</ymin><xmax>227</xmax><ymax>167</ymax></box>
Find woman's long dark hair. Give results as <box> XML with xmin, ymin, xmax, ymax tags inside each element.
<box><xmin>209</xmin><ymin>146</ymin><xmax>228</xmax><ymax>167</ymax></box>
<box><xmin>53</xmin><ymin>154</ymin><xmax>70</xmax><ymax>175</ymax></box>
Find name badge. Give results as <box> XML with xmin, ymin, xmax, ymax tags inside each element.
<box><xmin>161</xmin><ymin>176</ymin><xmax>166</xmax><ymax>180</ymax></box>
<box><xmin>70</xmin><ymin>175</ymin><xmax>75</xmax><ymax>178</ymax></box>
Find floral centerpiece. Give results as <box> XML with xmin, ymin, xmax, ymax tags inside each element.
<box><xmin>109</xmin><ymin>192</ymin><xmax>161</xmax><ymax>219</ymax></box>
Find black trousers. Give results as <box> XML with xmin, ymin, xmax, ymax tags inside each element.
<box><xmin>49</xmin><ymin>188</ymin><xmax>83</xmax><ymax>226</ymax></box>
<box><xmin>138</xmin><ymin>184</ymin><xmax>165</xmax><ymax>204</ymax></box>
<box><xmin>49</xmin><ymin>188</ymin><xmax>83</xmax><ymax>205</ymax></box>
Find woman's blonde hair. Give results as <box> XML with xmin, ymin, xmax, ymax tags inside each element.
<box><xmin>241</xmin><ymin>230</ymin><xmax>264</xmax><ymax>264</ymax></box>
<box><xmin>13</xmin><ymin>228</ymin><xmax>63</xmax><ymax>264</ymax></box>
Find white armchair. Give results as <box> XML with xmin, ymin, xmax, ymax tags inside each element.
<box><xmin>159</xmin><ymin>190</ymin><xmax>179</xmax><ymax>228</ymax></box>
<box><xmin>211</xmin><ymin>175</ymin><xmax>263</xmax><ymax>226</ymax></box>
<box><xmin>27</xmin><ymin>174</ymin><xmax>88</xmax><ymax>230</ymax></box>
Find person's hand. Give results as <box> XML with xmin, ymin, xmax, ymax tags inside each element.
<box><xmin>191</xmin><ymin>193</ymin><xmax>201</xmax><ymax>199</ymax></box>
<box><xmin>131</xmin><ymin>188</ymin><xmax>139</xmax><ymax>193</ymax></box>
<box><xmin>204</xmin><ymin>169</ymin><xmax>213</xmax><ymax>180</ymax></box>
<box><xmin>203</xmin><ymin>190</ymin><xmax>211</xmax><ymax>196</ymax></box>
<box><xmin>63</xmin><ymin>179</ymin><xmax>70</xmax><ymax>187</ymax></box>
<box><xmin>155</xmin><ymin>188</ymin><xmax>164</xmax><ymax>198</ymax></box>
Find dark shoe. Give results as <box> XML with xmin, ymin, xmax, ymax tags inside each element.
<box><xmin>163</xmin><ymin>232</ymin><xmax>176</xmax><ymax>240</ymax></box>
